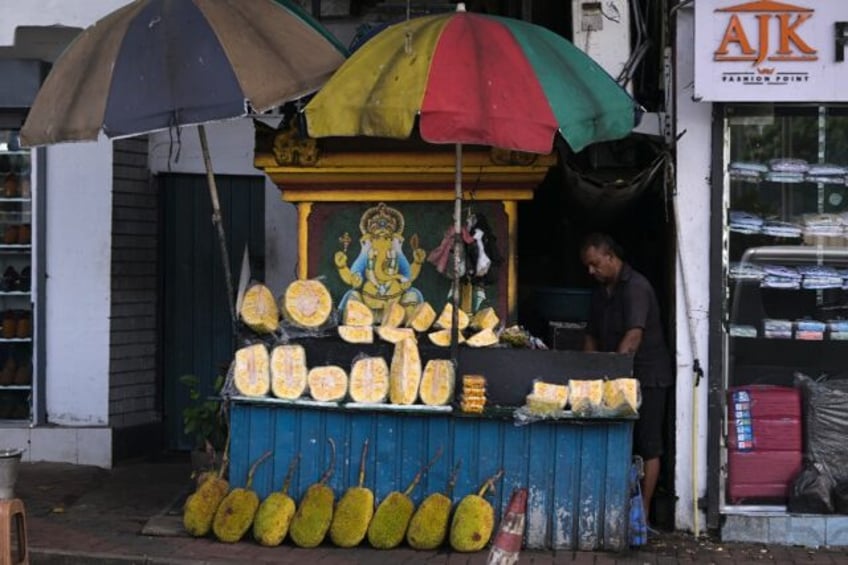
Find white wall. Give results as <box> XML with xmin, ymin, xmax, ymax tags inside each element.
<box><xmin>0</xmin><ymin>0</ymin><xmax>127</xmax><ymax>47</ymax></box>
<box><xmin>674</xmin><ymin>6</ymin><xmax>713</xmax><ymax>533</ymax></box>
<box><xmin>148</xmin><ymin>119</ymin><xmax>299</xmax><ymax>297</ymax></box>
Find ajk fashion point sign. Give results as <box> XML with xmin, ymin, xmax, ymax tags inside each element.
<box><xmin>695</xmin><ymin>0</ymin><xmax>848</xmax><ymax>101</ymax></box>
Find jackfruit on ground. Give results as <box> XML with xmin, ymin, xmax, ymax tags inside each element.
<box><xmin>329</xmin><ymin>486</ymin><xmax>374</xmax><ymax>547</ymax></box>
<box><xmin>419</xmin><ymin>360</ymin><xmax>455</xmax><ymax>406</ymax></box>
<box><xmin>183</xmin><ymin>475</ymin><xmax>229</xmax><ymax>537</ymax></box>
<box><xmin>349</xmin><ymin>356</ymin><xmax>390</xmax><ymax>403</ymax></box>
<box><xmin>407</xmin><ymin>301</ymin><xmax>436</xmax><ymax>332</ymax></box>
<box><xmin>289</xmin><ymin>483</ymin><xmax>335</xmax><ymax>548</ymax></box>
<box><xmin>252</xmin><ymin>492</ymin><xmax>296</xmax><ymax>547</ymax></box>
<box><xmin>381</xmin><ymin>301</ymin><xmax>406</xmax><ymax>328</ymax></box>
<box><xmin>435</xmin><ymin>303</ymin><xmax>470</xmax><ymax>330</ymax></box>
<box><xmin>427</xmin><ymin>328</ymin><xmax>465</xmax><ymax>347</ymax></box>
<box><xmin>376</xmin><ymin>326</ymin><xmax>415</xmax><ymax>344</ymax></box>
<box><xmin>367</xmin><ymin>491</ymin><xmax>415</xmax><ymax>549</ymax></box>
<box><xmin>343</xmin><ymin>298</ymin><xmax>374</xmax><ymax>326</ymax></box>
<box><xmin>270</xmin><ymin>344</ymin><xmax>307</xmax><ymax>400</ymax></box>
<box><xmin>389</xmin><ymin>337</ymin><xmax>421</xmax><ymax>405</ymax></box>
<box><xmin>338</xmin><ymin>325</ymin><xmax>374</xmax><ymax>344</ymax></box>
<box><xmin>465</xmin><ymin>328</ymin><xmax>498</xmax><ymax>348</ymax></box>
<box><xmin>406</xmin><ymin>492</ymin><xmax>452</xmax><ymax>550</ymax></box>
<box><xmin>470</xmin><ymin>306</ymin><xmax>499</xmax><ymax>330</ymax></box>
<box><xmin>602</xmin><ymin>378</ymin><xmax>640</xmax><ymax>416</ymax></box>
<box><xmin>233</xmin><ymin>343</ymin><xmax>270</xmax><ymax>397</ymax></box>
<box><xmin>532</xmin><ymin>381</ymin><xmax>569</xmax><ymax>409</ymax></box>
<box><xmin>239</xmin><ymin>283</ymin><xmax>279</xmax><ymax>334</ymax></box>
<box><xmin>569</xmin><ymin>379</ymin><xmax>604</xmax><ymax>416</ymax></box>
<box><xmin>212</xmin><ymin>488</ymin><xmax>261</xmax><ymax>543</ymax></box>
<box><xmin>307</xmin><ymin>365</ymin><xmax>348</xmax><ymax>402</ymax></box>
<box><xmin>282</xmin><ymin>279</ymin><xmax>333</xmax><ymax>328</ymax></box>
<box><xmin>449</xmin><ymin>494</ymin><xmax>495</xmax><ymax>552</ymax></box>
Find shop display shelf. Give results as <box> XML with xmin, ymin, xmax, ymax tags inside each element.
<box><xmin>0</xmin><ymin>385</ymin><xmax>31</xmax><ymax>390</ymax></box>
<box><xmin>0</xmin><ymin>338</ymin><xmax>31</xmax><ymax>343</ymax></box>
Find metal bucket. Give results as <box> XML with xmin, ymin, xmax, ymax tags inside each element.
<box><xmin>0</xmin><ymin>448</ymin><xmax>24</xmax><ymax>499</ymax></box>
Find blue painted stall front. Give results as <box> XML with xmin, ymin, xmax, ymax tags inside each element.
<box><xmin>229</xmin><ymin>400</ymin><xmax>633</xmax><ymax>551</ymax></box>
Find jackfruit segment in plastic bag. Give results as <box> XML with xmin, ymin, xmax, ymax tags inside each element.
<box><xmin>338</xmin><ymin>325</ymin><xmax>374</xmax><ymax>344</ymax></box>
<box><xmin>239</xmin><ymin>283</ymin><xmax>279</xmax><ymax>334</ymax></box>
<box><xmin>377</xmin><ymin>326</ymin><xmax>416</xmax><ymax>344</ymax></box>
<box><xmin>307</xmin><ymin>365</ymin><xmax>348</xmax><ymax>402</ymax></box>
<box><xmin>568</xmin><ymin>379</ymin><xmax>604</xmax><ymax>416</ymax></box>
<box><xmin>234</xmin><ymin>343</ymin><xmax>270</xmax><ymax>397</ymax></box>
<box><xmin>389</xmin><ymin>337</ymin><xmax>422</xmax><ymax>405</ymax></box>
<box><xmin>270</xmin><ymin>344</ymin><xmax>308</xmax><ymax>400</ymax></box>
<box><xmin>407</xmin><ymin>301</ymin><xmax>436</xmax><ymax>332</ymax></box>
<box><xmin>342</xmin><ymin>298</ymin><xmax>374</xmax><ymax>326</ymax></box>
<box><xmin>281</xmin><ymin>279</ymin><xmax>333</xmax><ymax>328</ymax></box>
<box><xmin>532</xmin><ymin>380</ymin><xmax>569</xmax><ymax>409</ymax></box>
<box><xmin>601</xmin><ymin>378</ymin><xmax>641</xmax><ymax>416</ymax></box>
<box><xmin>349</xmin><ymin>356</ymin><xmax>390</xmax><ymax>403</ymax></box>
<box><xmin>380</xmin><ymin>301</ymin><xmax>406</xmax><ymax>328</ymax></box>
<box><xmin>419</xmin><ymin>360</ymin><xmax>455</xmax><ymax>406</ymax></box>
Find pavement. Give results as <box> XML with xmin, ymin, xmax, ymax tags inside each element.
<box><xmin>6</xmin><ymin>454</ymin><xmax>848</xmax><ymax>564</ymax></box>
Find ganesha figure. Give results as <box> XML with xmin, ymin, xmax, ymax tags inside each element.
<box><xmin>335</xmin><ymin>203</ymin><xmax>427</xmax><ymax>321</ymax></box>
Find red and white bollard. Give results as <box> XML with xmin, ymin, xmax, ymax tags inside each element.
<box><xmin>487</xmin><ymin>488</ymin><xmax>527</xmax><ymax>565</ymax></box>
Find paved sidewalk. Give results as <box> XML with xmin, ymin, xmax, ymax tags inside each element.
<box><xmin>9</xmin><ymin>456</ymin><xmax>848</xmax><ymax>564</ymax></box>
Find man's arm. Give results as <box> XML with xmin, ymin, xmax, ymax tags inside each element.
<box><xmin>617</xmin><ymin>327</ymin><xmax>643</xmax><ymax>354</ymax></box>
<box><xmin>584</xmin><ymin>334</ymin><xmax>599</xmax><ymax>352</ymax></box>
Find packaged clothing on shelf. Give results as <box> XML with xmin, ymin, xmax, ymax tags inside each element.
<box><xmin>763</xmin><ymin>318</ymin><xmax>793</xmax><ymax>339</ymax></box>
<box><xmin>761</xmin><ymin>220</ymin><xmax>802</xmax><ymax>238</ymax></box>
<box><xmin>730</xmin><ymin>170</ymin><xmax>762</xmax><ymax>183</ymax></box>
<box><xmin>795</xmin><ymin>320</ymin><xmax>827</xmax><ymax>333</ymax></box>
<box><xmin>729</xmin><ymin>324</ymin><xmax>758</xmax><ymax>338</ymax></box>
<box><xmin>761</xmin><ymin>276</ymin><xmax>801</xmax><ymax>290</ymax></box>
<box><xmin>805</xmin><ymin>175</ymin><xmax>847</xmax><ymax>185</ymax></box>
<box><xmin>829</xmin><ymin>331</ymin><xmax>848</xmax><ymax>340</ymax></box>
<box><xmin>802</xmin><ymin>213</ymin><xmax>844</xmax><ymax>227</ymax></box>
<box><xmin>807</xmin><ymin>163</ymin><xmax>847</xmax><ymax>176</ymax></box>
<box><xmin>729</xmin><ymin>262</ymin><xmax>764</xmax><ymax>281</ymax></box>
<box><xmin>729</xmin><ymin>210</ymin><xmax>764</xmax><ymax>226</ymax></box>
<box><xmin>768</xmin><ymin>158</ymin><xmax>809</xmax><ymax>173</ymax></box>
<box><xmin>765</xmin><ymin>172</ymin><xmax>805</xmax><ymax>183</ymax></box>
<box><xmin>796</xmin><ymin>330</ymin><xmax>824</xmax><ymax>341</ymax></box>
<box><xmin>763</xmin><ymin>265</ymin><xmax>801</xmax><ymax>279</ymax></box>
<box><xmin>802</xmin><ymin>276</ymin><xmax>844</xmax><ymax>290</ymax></box>
<box><xmin>729</xmin><ymin>161</ymin><xmax>769</xmax><ymax>173</ymax></box>
<box><xmin>827</xmin><ymin>320</ymin><xmax>848</xmax><ymax>333</ymax></box>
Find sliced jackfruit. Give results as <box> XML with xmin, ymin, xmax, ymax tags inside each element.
<box><xmin>465</xmin><ymin>328</ymin><xmax>499</xmax><ymax>348</ymax></box>
<box><xmin>270</xmin><ymin>344</ymin><xmax>307</xmax><ymax>400</ymax></box>
<box><xmin>377</xmin><ymin>326</ymin><xmax>416</xmax><ymax>344</ymax></box>
<box><xmin>427</xmin><ymin>328</ymin><xmax>465</xmax><ymax>347</ymax></box>
<box><xmin>407</xmin><ymin>461</ymin><xmax>461</xmax><ymax>550</ymax></box>
<box><xmin>349</xmin><ymin>357</ymin><xmax>390</xmax><ymax>404</ymax></box>
<box><xmin>407</xmin><ymin>301</ymin><xmax>436</xmax><ymax>333</ymax></box>
<box><xmin>307</xmin><ymin>365</ymin><xmax>348</xmax><ymax>402</ymax></box>
<box><xmin>342</xmin><ymin>298</ymin><xmax>374</xmax><ymax>326</ymax></box>
<box><xmin>253</xmin><ymin>454</ymin><xmax>301</xmax><ymax>546</ymax></box>
<box><xmin>389</xmin><ymin>337</ymin><xmax>421</xmax><ymax>405</ymax></box>
<box><xmin>233</xmin><ymin>343</ymin><xmax>270</xmax><ymax>397</ymax></box>
<box><xmin>212</xmin><ymin>451</ymin><xmax>272</xmax><ymax>543</ymax></box>
<box><xmin>183</xmin><ymin>472</ymin><xmax>230</xmax><ymax>537</ymax></box>
<box><xmin>330</xmin><ymin>440</ymin><xmax>373</xmax><ymax>547</ymax></box>
<box><xmin>470</xmin><ymin>307</ymin><xmax>500</xmax><ymax>331</ymax></box>
<box><xmin>289</xmin><ymin>439</ymin><xmax>336</xmax><ymax>548</ymax></box>
<box><xmin>338</xmin><ymin>325</ymin><xmax>374</xmax><ymax>344</ymax></box>
<box><xmin>435</xmin><ymin>302</ymin><xmax>470</xmax><ymax>331</ymax></box>
<box><xmin>419</xmin><ymin>360</ymin><xmax>455</xmax><ymax>406</ymax></box>
<box><xmin>569</xmin><ymin>379</ymin><xmax>604</xmax><ymax>416</ymax></box>
<box><xmin>602</xmin><ymin>378</ymin><xmax>640</xmax><ymax>416</ymax></box>
<box><xmin>282</xmin><ymin>279</ymin><xmax>333</xmax><ymax>328</ymax></box>
<box><xmin>532</xmin><ymin>381</ymin><xmax>569</xmax><ymax>409</ymax></box>
<box><xmin>239</xmin><ymin>284</ymin><xmax>279</xmax><ymax>334</ymax></box>
<box><xmin>381</xmin><ymin>301</ymin><xmax>406</xmax><ymax>328</ymax></box>
<box><xmin>525</xmin><ymin>393</ymin><xmax>563</xmax><ymax>416</ymax></box>
<box><xmin>449</xmin><ymin>469</ymin><xmax>503</xmax><ymax>552</ymax></box>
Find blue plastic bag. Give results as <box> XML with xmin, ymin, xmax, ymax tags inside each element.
<box><xmin>629</xmin><ymin>462</ymin><xmax>647</xmax><ymax>546</ymax></box>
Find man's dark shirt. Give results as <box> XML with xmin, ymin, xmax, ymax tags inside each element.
<box><xmin>586</xmin><ymin>263</ymin><xmax>674</xmax><ymax>387</ymax></box>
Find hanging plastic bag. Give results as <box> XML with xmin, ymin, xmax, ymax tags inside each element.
<box><xmin>629</xmin><ymin>460</ymin><xmax>647</xmax><ymax>546</ymax></box>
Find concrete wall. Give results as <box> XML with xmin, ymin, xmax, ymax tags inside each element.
<box><xmin>673</xmin><ymin>5</ymin><xmax>712</xmax><ymax>533</ymax></box>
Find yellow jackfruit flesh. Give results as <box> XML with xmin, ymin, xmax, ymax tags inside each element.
<box><xmin>381</xmin><ymin>301</ymin><xmax>406</xmax><ymax>328</ymax></box>
<box><xmin>376</xmin><ymin>326</ymin><xmax>415</xmax><ymax>344</ymax></box>
<box><xmin>389</xmin><ymin>337</ymin><xmax>421</xmax><ymax>405</ymax></box>
<box><xmin>330</xmin><ymin>439</ymin><xmax>374</xmax><ymax>548</ymax></box>
<box><xmin>569</xmin><ymin>379</ymin><xmax>604</xmax><ymax>416</ymax></box>
<box><xmin>270</xmin><ymin>344</ymin><xmax>307</xmax><ymax>400</ymax></box>
<box><xmin>427</xmin><ymin>328</ymin><xmax>465</xmax><ymax>347</ymax></box>
<box><xmin>212</xmin><ymin>451</ymin><xmax>271</xmax><ymax>543</ymax></box>
<box><xmin>239</xmin><ymin>284</ymin><xmax>279</xmax><ymax>334</ymax></box>
<box><xmin>419</xmin><ymin>360</ymin><xmax>455</xmax><ymax>406</ymax></box>
<box><xmin>289</xmin><ymin>438</ymin><xmax>336</xmax><ymax>548</ymax></box>
<box><xmin>406</xmin><ymin>492</ymin><xmax>452</xmax><ymax>550</ymax></box>
<box><xmin>367</xmin><ymin>491</ymin><xmax>414</xmax><ymax>549</ymax></box>
<box><xmin>253</xmin><ymin>453</ymin><xmax>300</xmax><ymax>547</ymax></box>
<box><xmin>407</xmin><ymin>301</ymin><xmax>436</xmax><ymax>332</ymax></box>
<box><xmin>233</xmin><ymin>343</ymin><xmax>270</xmax><ymax>397</ymax></box>
<box><xmin>449</xmin><ymin>494</ymin><xmax>495</xmax><ymax>552</ymax></box>
<box><xmin>282</xmin><ymin>279</ymin><xmax>333</xmax><ymax>328</ymax></box>
<box><xmin>349</xmin><ymin>357</ymin><xmax>390</xmax><ymax>403</ymax></box>
<box><xmin>602</xmin><ymin>378</ymin><xmax>640</xmax><ymax>416</ymax></box>
<box><xmin>183</xmin><ymin>475</ymin><xmax>229</xmax><ymax>537</ymax></box>
<box><xmin>532</xmin><ymin>381</ymin><xmax>569</xmax><ymax>409</ymax></box>
<box><xmin>435</xmin><ymin>303</ymin><xmax>470</xmax><ymax>330</ymax></box>
<box><xmin>525</xmin><ymin>393</ymin><xmax>562</xmax><ymax>416</ymax></box>
<box><xmin>307</xmin><ymin>365</ymin><xmax>348</xmax><ymax>402</ymax></box>
<box><xmin>465</xmin><ymin>328</ymin><xmax>499</xmax><ymax>348</ymax></box>
<box><xmin>338</xmin><ymin>325</ymin><xmax>374</xmax><ymax>344</ymax></box>
<box><xmin>343</xmin><ymin>298</ymin><xmax>374</xmax><ymax>326</ymax></box>
<box><xmin>470</xmin><ymin>307</ymin><xmax>499</xmax><ymax>331</ymax></box>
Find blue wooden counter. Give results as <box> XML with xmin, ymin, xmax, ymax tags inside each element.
<box><xmin>229</xmin><ymin>399</ymin><xmax>634</xmax><ymax>551</ymax></box>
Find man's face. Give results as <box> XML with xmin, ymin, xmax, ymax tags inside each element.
<box><xmin>582</xmin><ymin>245</ymin><xmax>617</xmax><ymax>284</ymax></box>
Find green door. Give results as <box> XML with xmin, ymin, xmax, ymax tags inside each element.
<box><xmin>161</xmin><ymin>173</ymin><xmax>265</xmax><ymax>451</ymax></box>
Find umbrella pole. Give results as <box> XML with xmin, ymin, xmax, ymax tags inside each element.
<box><xmin>198</xmin><ymin>124</ymin><xmax>238</xmax><ymax>334</ymax></box>
<box><xmin>450</xmin><ymin>143</ymin><xmax>462</xmax><ymax>365</ymax></box>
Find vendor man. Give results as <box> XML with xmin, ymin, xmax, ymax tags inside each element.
<box><xmin>580</xmin><ymin>232</ymin><xmax>674</xmax><ymax>528</ymax></box>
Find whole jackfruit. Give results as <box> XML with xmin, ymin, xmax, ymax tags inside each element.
<box><xmin>183</xmin><ymin>472</ymin><xmax>230</xmax><ymax>537</ymax></box>
<box><xmin>367</xmin><ymin>448</ymin><xmax>443</xmax><ymax>549</ymax></box>
<box><xmin>407</xmin><ymin>460</ymin><xmax>461</xmax><ymax>550</ymax></box>
<box><xmin>449</xmin><ymin>469</ymin><xmax>504</xmax><ymax>552</ymax></box>
<box><xmin>253</xmin><ymin>454</ymin><xmax>301</xmax><ymax>547</ymax></box>
<box><xmin>329</xmin><ymin>439</ymin><xmax>374</xmax><ymax>547</ymax></box>
<box><xmin>212</xmin><ymin>451</ymin><xmax>272</xmax><ymax>543</ymax></box>
<box><xmin>289</xmin><ymin>438</ymin><xmax>336</xmax><ymax>548</ymax></box>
